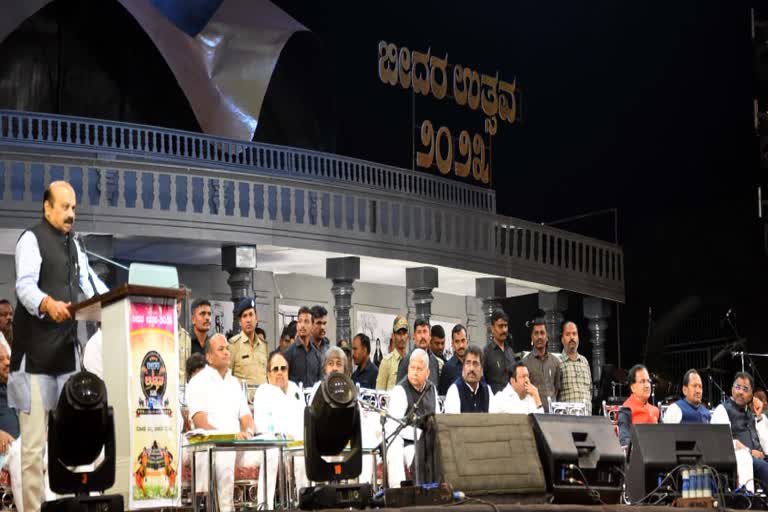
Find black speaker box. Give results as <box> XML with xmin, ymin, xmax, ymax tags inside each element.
<box><xmin>434</xmin><ymin>413</ymin><xmax>546</xmax><ymax>496</ymax></box>
<box><xmin>531</xmin><ymin>414</ymin><xmax>624</xmax><ymax>504</ymax></box>
<box><xmin>626</xmin><ymin>423</ymin><xmax>736</xmax><ymax>503</ymax></box>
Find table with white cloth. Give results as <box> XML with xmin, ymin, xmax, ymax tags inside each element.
<box><xmin>185</xmin><ymin>437</ymin><xmax>290</xmax><ymax>511</ymax></box>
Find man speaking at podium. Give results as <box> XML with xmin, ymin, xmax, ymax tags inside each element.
<box><xmin>11</xmin><ymin>180</ymin><xmax>109</xmax><ymax>512</ymax></box>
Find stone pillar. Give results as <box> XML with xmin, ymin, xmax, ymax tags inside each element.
<box><xmin>583</xmin><ymin>297</ymin><xmax>611</xmax><ymax>384</ymax></box>
<box><xmin>539</xmin><ymin>291</ymin><xmax>568</xmax><ymax>354</ymax></box>
<box><xmin>475</xmin><ymin>278</ymin><xmax>506</xmax><ymax>345</ymax></box>
<box><xmin>326</xmin><ymin>257</ymin><xmax>360</xmax><ymax>345</ymax></box>
<box><xmin>406</xmin><ymin>267</ymin><xmax>438</xmax><ymax>324</ymax></box>
<box><xmin>221</xmin><ymin>245</ymin><xmax>257</xmax><ymax>334</ymax></box>
<box><xmin>82</xmin><ymin>235</ymin><xmax>114</xmax><ymax>286</ymax></box>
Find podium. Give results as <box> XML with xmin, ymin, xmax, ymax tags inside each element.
<box><xmin>71</xmin><ymin>284</ymin><xmax>186</xmax><ymax>509</ymax></box>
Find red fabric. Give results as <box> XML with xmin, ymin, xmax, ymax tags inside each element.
<box><xmin>623</xmin><ymin>393</ymin><xmax>660</xmax><ymax>424</ymax></box>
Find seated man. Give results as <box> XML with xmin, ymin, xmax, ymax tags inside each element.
<box><xmin>663</xmin><ymin>369</ymin><xmax>710</xmax><ymax>424</ymax></box>
<box><xmin>444</xmin><ymin>345</ymin><xmax>495</xmax><ymax>413</ymax></box>
<box><xmin>186</xmin><ymin>334</ymin><xmax>256</xmax><ymax>511</ymax></box>
<box><xmin>618</xmin><ymin>364</ymin><xmax>659</xmax><ymax>449</ymax></box>
<box><xmin>252</xmin><ymin>350</ymin><xmax>305</xmax><ymax>507</ymax></box>
<box><xmin>386</xmin><ymin>349</ymin><xmax>439</xmax><ymax>488</ymax></box>
<box><xmin>494</xmin><ymin>361</ymin><xmax>543</xmax><ymax>414</ymax></box>
<box><xmin>712</xmin><ymin>371</ymin><xmax>768</xmax><ymax>492</ymax></box>
<box><xmin>0</xmin><ymin>344</ymin><xmax>21</xmax><ymax>512</ymax></box>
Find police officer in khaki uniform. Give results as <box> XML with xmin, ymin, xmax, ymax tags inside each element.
<box><xmin>228</xmin><ymin>297</ymin><xmax>268</xmax><ymax>385</ymax></box>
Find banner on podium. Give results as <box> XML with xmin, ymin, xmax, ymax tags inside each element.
<box><xmin>128</xmin><ymin>301</ymin><xmax>180</xmax><ymax>509</ymax></box>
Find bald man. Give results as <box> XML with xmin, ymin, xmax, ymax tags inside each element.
<box><xmin>11</xmin><ymin>180</ymin><xmax>108</xmax><ymax>511</ymax></box>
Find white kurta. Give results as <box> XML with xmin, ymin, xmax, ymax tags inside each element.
<box><xmin>443</xmin><ymin>381</ymin><xmax>497</xmax><ymax>414</ymax></box>
<box><xmin>186</xmin><ymin>365</ymin><xmax>251</xmax><ymax>510</ymax></box>
<box><xmin>493</xmin><ymin>383</ymin><xmax>543</xmax><ymax>414</ymax></box>
<box><xmin>711</xmin><ymin>403</ymin><xmax>768</xmax><ymax>493</ymax></box>
<box><xmin>252</xmin><ymin>381</ymin><xmax>306</xmax><ymax>506</ymax></box>
<box><xmin>385</xmin><ymin>383</ymin><xmax>439</xmax><ymax>488</ymax></box>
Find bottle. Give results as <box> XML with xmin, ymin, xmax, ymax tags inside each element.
<box><xmin>681</xmin><ymin>469</ymin><xmax>690</xmax><ymax>498</ymax></box>
<box><xmin>702</xmin><ymin>468</ymin><xmax>712</xmax><ymax>498</ymax></box>
<box><xmin>692</xmin><ymin>467</ymin><xmax>702</xmax><ymax>498</ymax></box>
<box><xmin>374</xmin><ymin>338</ymin><xmax>383</xmax><ymax>366</ymax></box>
<box><xmin>266</xmin><ymin>409</ymin><xmax>274</xmax><ymax>436</ymax></box>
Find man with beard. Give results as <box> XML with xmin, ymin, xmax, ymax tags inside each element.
<box><xmin>439</xmin><ymin>324</ymin><xmax>469</xmax><ymax>395</ymax></box>
<box><xmin>558</xmin><ymin>321</ymin><xmax>592</xmax><ymax>413</ymax></box>
<box><xmin>712</xmin><ymin>371</ymin><xmax>768</xmax><ymax>490</ymax></box>
<box><xmin>11</xmin><ymin>181</ymin><xmax>108</xmax><ymax>511</ymax></box>
<box><xmin>663</xmin><ymin>369</ymin><xmax>710</xmax><ymax>424</ymax></box>
<box><xmin>443</xmin><ymin>346</ymin><xmax>494</xmax><ymax>413</ymax></box>
<box><xmin>284</xmin><ymin>306</ymin><xmax>323</xmax><ymax>388</ymax></box>
<box><xmin>0</xmin><ymin>300</ymin><xmax>12</xmax><ymax>349</ymax></box>
<box><xmin>228</xmin><ymin>297</ymin><xmax>268</xmax><ymax>385</ymax></box>
<box><xmin>309</xmin><ymin>305</ymin><xmax>330</xmax><ymax>355</ymax></box>
<box><xmin>483</xmin><ymin>310</ymin><xmax>518</xmax><ymax>394</ymax></box>
<box><xmin>522</xmin><ymin>320</ymin><xmax>562</xmax><ymax>412</ymax></box>
<box><xmin>397</xmin><ymin>318</ymin><xmax>440</xmax><ymax>388</ymax></box>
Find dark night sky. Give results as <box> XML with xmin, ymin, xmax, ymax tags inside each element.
<box><xmin>1</xmin><ymin>0</ymin><xmax>762</xmax><ymax>377</ymax></box>
<box><xmin>273</xmin><ymin>2</ymin><xmax>766</xmax><ymax>369</ymax></box>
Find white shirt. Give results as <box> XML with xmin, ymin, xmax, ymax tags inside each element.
<box><xmin>662</xmin><ymin>402</ymin><xmax>683</xmax><ymax>423</ymax></box>
<box><xmin>252</xmin><ymin>382</ymin><xmax>304</xmax><ymax>439</ymax></box>
<box><xmin>711</xmin><ymin>402</ymin><xmax>768</xmax><ymax>450</ymax></box>
<box><xmin>186</xmin><ymin>365</ymin><xmax>251</xmax><ymax>432</ymax></box>
<box><xmin>386</xmin><ymin>382</ymin><xmax>439</xmax><ymax>442</ymax></box>
<box><xmin>83</xmin><ymin>328</ymin><xmax>102</xmax><ymax>378</ymax></box>
<box><xmin>494</xmin><ymin>383</ymin><xmax>543</xmax><ymax>414</ymax></box>
<box><xmin>444</xmin><ymin>381</ymin><xmax>496</xmax><ymax>414</ymax></box>
<box><xmin>0</xmin><ymin>332</ymin><xmax>10</xmax><ymax>358</ymax></box>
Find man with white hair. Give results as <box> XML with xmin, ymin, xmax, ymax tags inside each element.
<box><xmin>386</xmin><ymin>348</ymin><xmax>438</xmax><ymax>488</ymax></box>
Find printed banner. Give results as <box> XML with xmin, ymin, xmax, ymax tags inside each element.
<box><xmin>128</xmin><ymin>301</ymin><xmax>180</xmax><ymax>509</ymax></box>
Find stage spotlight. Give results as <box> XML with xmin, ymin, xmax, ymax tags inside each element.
<box><xmin>305</xmin><ymin>371</ymin><xmax>362</xmax><ymax>480</ymax></box>
<box><xmin>42</xmin><ymin>370</ymin><xmax>123</xmax><ymax>512</ymax></box>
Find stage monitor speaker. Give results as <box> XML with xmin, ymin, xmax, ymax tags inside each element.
<box><xmin>435</xmin><ymin>413</ymin><xmax>546</xmax><ymax>497</ymax></box>
<box><xmin>626</xmin><ymin>423</ymin><xmax>737</xmax><ymax>503</ymax></box>
<box><xmin>531</xmin><ymin>414</ymin><xmax>624</xmax><ymax>504</ymax></box>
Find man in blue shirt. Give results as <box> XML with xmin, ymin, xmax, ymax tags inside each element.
<box><xmin>11</xmin><ymin>181</ymin><xmax>108</xmax><ymax>511</ymax></box>
<box><xmin>438</xmin><ymin>324</ymin><xmax>468</xmax><ymax>395</ymax></box>
<box><xmin>351</xmin><ymin>333</ymin><xmax>378</xmax><ymax>389</ymax></box>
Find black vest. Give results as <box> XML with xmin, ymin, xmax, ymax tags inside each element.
<box><xmin>723</xmin><ymin>398</ymin><xmax>762</xmax><ymax>451</ymax></box>
<box><xmin>397</xmin><ymin>377</ymin><xmax>437</xmax><ymax>421</ymax></box>
<box><xmin>12</xmin><ymin>219</ymin><xmax>83</xmax><ymax>375</ymax></box>
<box><xmin>397</xmin><ymin>377</ymin><xmax>437</xmax><ymax>483</ymax></box>
<box><xmin>455</xmin><ymin>377</ymin><xmax>490</xmax><ymax>413</ymax></box>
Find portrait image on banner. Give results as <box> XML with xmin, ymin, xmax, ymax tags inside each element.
<box><xmin>129</xmin><ymin>301</ymin><xmax>180</xmax><ymax>508</ymax></box>
<box><xmin>356</xmin><ymin>309</ymin><xmax>397</xmax><ymax>362</ymax></box>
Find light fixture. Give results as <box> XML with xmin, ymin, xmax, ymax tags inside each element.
<box><xmin>42</xmin><ymin>371</ymin><xmax>123</xmax><ymax>512</ymax></box>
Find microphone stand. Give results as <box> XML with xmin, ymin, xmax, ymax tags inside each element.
<box><xmin>725</xmin><ymin>311</ymin><xmax>768</xmax><ymax>391</ymax></box>
<box><xmin>357</xmin><ymin>399</ymin><xmax>407</xmax><ymax>490</ymax></box>
<box><xmin>706</xmin><ymin>373</ymin><xmax>728</xmax><ymax>405</ymax></box>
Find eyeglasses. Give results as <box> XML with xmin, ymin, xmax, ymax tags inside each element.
<box><xmin>734</xmin><ymin>383</ymin><xmax>752</xmax><ymax>393</ymax></box>
<box><xmin>270</xmin><ymin>365</ymin><xmax>288</xmax><ymax>372</ymax></box>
